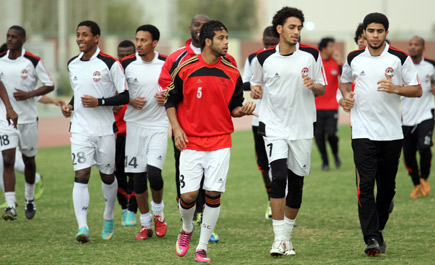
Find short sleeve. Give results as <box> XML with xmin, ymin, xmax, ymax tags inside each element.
<box><xmin>401</xmin><ymin>56</ymin><xmax>420</xmax><ymax>86</ymax></box>
<box><xmin>110</xmin><ymin>61</ymin><xmax>128</xmax><ymax>94</ymax></box>
<box><xmin>35</xmin><ymin>60</ymin><xmax>54</xmax><ymax>86</ymax></box>
<box><xmin>250</xmin><ymin>57</ymin><xmax>263</xmax><ymax>86</ymax></box>
<box><xmin>164</xmin><ymin>67</ymin><xmax>184</xmax><ymax>109</ymax></box>
<box><xmin>242</xmin><ymin>57</ymin><xmax>252</xmax><ymax>83</ymax></box>
<box><xmin>341</xmin><ymin>60</ymin><xmax>353</xmax><ymax>83</ymax></box>
<box><xmin>313</xmin><ymin>53</ymin><xmax>327</xmax><ymax>85</ymax></box>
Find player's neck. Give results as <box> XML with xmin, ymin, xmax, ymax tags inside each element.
<box><xmin>8</xmin><ymin>48</ymin><xmax>22</xmax><ymax>59</ymax></box>
<box><xmin>278</xmin><ymin>41</ymin><xmax>296</xmax><ymax>55</ymax></box>
<box><xmin>411</xmin><ymin>55</ymin><xmax>422</xmax><ymax>64</ymax></box>
<box><xmin>321</xmin><ymin>51</ymin><xmax>330</xmax><ymax>60</ymax></box>
<box><xmin>82</xmin><ymin>46</ymin><xmax>98</xmax><ymax>60</ymax></box>
<box><xmin>191</xmin><ymin>40</ymin><xmax>200</xmax><ymax>49</ymax></box>
<box><xmin>367</xmin><ymin>42</ymin><xmax>386</xmax><ymax>56</ymax></box>
<box><xmin>201</xmin><ymin>49</ymin><xmax>220</xmax><ymax>65</ymax></box>
<box><xmin>140</xmin><ymin>51</ymin><xmax>155</xmax><ymax>62</ymax></box>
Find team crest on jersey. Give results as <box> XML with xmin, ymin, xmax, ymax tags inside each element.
<box><xmin>301</xmin><ymin>67</ymin><xmax>309</xmax><ymax>77</ymax></box>
<box><xmin>93</xmin><ymin>71</ymin><xmax>101</xmax><ymax>82</ymax></box>
<box><xmin>385</xmin><ymin>67</ymin><xmax>394</xmax><ymax>78</ymax></box>
<box><xmin>331</xmin><ymin>69</ymin><xmax>338</xmax><ymax>76</ymax></box>
<box><xmin>21</xmin><ymin>69</ymin><xmax>28</xmax><ymax>80</ymax></box>
<box><xmin>425</xmin><ymin>74</ymin><xmax>431</xmax><ymax>83</ymax></box>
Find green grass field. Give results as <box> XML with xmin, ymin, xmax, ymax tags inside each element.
<box><xmin>1</xmin><ymin>126</ymin><xmax>434</xmax><ymax>264</ymax></box>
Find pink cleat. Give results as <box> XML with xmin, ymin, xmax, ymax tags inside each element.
<box><xmin>195</xmin><ymin>249</ymin><xmax>211</xmax><ymax>263</ymax></box>
<box><xmin>175</xmin><ymin>230</ymin><xmax>193</xmax><ymax>257</ymax></box>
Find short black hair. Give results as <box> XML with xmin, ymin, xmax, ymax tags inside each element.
<box><xmin>136</xmin><ymin>24</ymin><xmax>160</xmax><ymax>41</ymax></box>
<box><xmin>354</xmin><ymin>23</ymin><xmax>364</xmax><ymax>44</ymax></box>
<box><xmin>318</xmin><ymin>37</ymin><xmax>335</xmax><ymax>51</ymax></box>
<box><xmin>77</xmin><ymin>20</ymin><xmax>101</xmax><ymax>36</ymax></box>
<box><xmin>0</xmin><ymin>43</ymin><xmax>7</xmax><ymax>53</ymax></box>
<box><xmin>118</xmin><ymin>40</ymin><xmax>136</xmax><ymax>51</ymax></box>
<box><xmin>363</xmin><ymin>12</ymin><xmax>389</xmax><ymax>31</ymax></box>
<box><xmin>199</xmin><ymin>20</ymin><xmax>228</xmax><ymax>49</ymax></box>
<box><xmin>263</xmin><ymin>26</ymin><xmax>274</xmax><ymax>38</ymax></box>
<box><xmin>9</xmin><ymin>25</ymin><xmax>26</xmax><ymax>38</ymax></box>
<box><xmin>271</xmin><ymin>7</ymin><xmax>304</xmax><ymax>38</ymax></box>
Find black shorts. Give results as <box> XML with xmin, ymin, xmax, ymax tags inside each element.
<box><xmin>252</xmin><ymin>126</ymin><xmax>269</xmax><ymax>172</ymax></box>
<box><xmin>402</xmin><ymin>118</ymin><xmax>434</xmax><ymax>149</ymax></box>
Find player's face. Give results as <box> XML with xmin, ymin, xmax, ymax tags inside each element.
<box><xmin>408</xmin><ymin>37</ymin><xmax>424</xmax><ymax>58</ymax></box>
<box><xmin>323</xmin><ymin>41</ymin><xmax>335</xmax><ymax>58</ymax></box>
<box><xmin>136</xmin><ymin>31</ymin><xmax>157</xmax><ymax>57</ymax></box>
<box><xmin>262</xmin><ymin>35</ymin><xmax>279</xmax><ymax>49</ymax></box>
<box><xmin>76</xmin><ymin>26</ymin><xmax>99</xmax><ymax>53</ymax></box>
<box><xmin>277</xmin><ymin>17</ymin><xmax>302</xmax><ymax>46</ymax></box>
<box><xmin>6</xmin><ymin>29</ymin><xmax>25</xmax><ymax>51</ymax></box>
<box><xmin>210</xmin><ymin>30</ymin><xmax>228</xmax><ymax>57</ymax></box>
<box><xmin>357</xmin><ymin>34</ymin><xmax>367</xmax><ymax>49</ymax></box>
<box><xmin>363</xmin><ymin>23</ymin><xmax>388</xmax><ymax>50</ymax></box>
<box><xmin>117</xmin><ymin>46</ymin><xmax>135</xmax><ymax>60</ymax></box>
<box><xmin>190</xmin><ymin>16</ymin><xmax>209</xmax><ymax>44</ymax></box>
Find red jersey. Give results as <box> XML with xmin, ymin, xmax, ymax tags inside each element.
<box><xmin>158</xmin><ymin>39</ymin><xmax>237</xmax><ymax>91</ymax></box>
<box><xmin>165</xmin><ymin>54</ymin><xmax>244</xmax><ymax>151</ymax></box>
<box><xmin>114</xmin><ymin>105</ymin><xmax>127</xmax><ymax>135</ymax></box>
<box><xmin>315</xmin><ymin>57</ymin><xmax>341</xmax><ymax>110</ymax></box>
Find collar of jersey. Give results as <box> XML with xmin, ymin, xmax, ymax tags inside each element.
<box><xmin>78</xmin><ymin>47</ymin><xmax>100</xmax><ymax>61</ymax></box>
<box><xmin>198</xmin><ymin>53</ymin><xmax>221</xmax><ymax>68</ymax></box>
<box><xmin>5</xmin><ymin>48</ymin><xmax>25</xmax><ymax>60</ymax></box>
<box><xmin>276</xmin><ymin>43</ymin><xmax>297</xmax><ymax>57</ymax></box>
<box><xmin>365</xmin><ymin>42</ymin><xmax>389</xmax><ymax>57</ymax></box>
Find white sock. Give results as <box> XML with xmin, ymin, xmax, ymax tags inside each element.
<box><xmin>73</xmin><ymin>182</ymin><xmax>89</xmax><ymax>229</ymax></box>
<box><xmin>140</xmin><ymin>212</ymin><xmax>152</xmax><ymax>227</ymax></box>
<box><xmin>102</xmin><ymin>178</ymin><xmax>117</xmax><ymax>220</ymax></box>
<box><xmin>284</xmin><ymin>217</ymin><xmax>296</xmax><ymax>240</ymax></box>
<box><xmin>272</xmin><ymin>219</ymin><xmax>286</xmax><ymax>241</ymax></box>
<box><xmin>179</xmin><ymin>201</ymin><xmax>195</xmax><ymax>233</ymax></box>
<box><xmin>5</xmin><ymin>192</ymin><xmax>16</xmax><ymax>208</ymax></box>
<box><xmin>35</xmin><ymin>172</ymin><xmax>41</xmax><ymax>183</ymax></box>
<box><xmin>197</xmin><ymin>204</ymin><xmax>220</xmax><ymax>252</ymax></box>
<box><xmin>151</xmin><ymin>200</ymin><xmax>164</xmax><ymax>216</ymax></box>
<box><xmin>25</xmin><ymin>182</ymin><xmax>35</xmax><ymax>201</ymax></box>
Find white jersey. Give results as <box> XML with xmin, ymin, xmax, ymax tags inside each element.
<box><xmin>122</xmin><ymin>52</ymin><xmax>168</xmax><ymax>130</ymax></box>
<box><xmin>251</xmin><ymin>43</ymin><xmax>326</xmax><ymax>140</ymax></box>
<box><xmin>401</xmin><ymin>58</ymin><xmax>435</xmax><ymax>126</ymax></box>
<box><xmin>342</xmin><ymin>43</ymin><xmax>420</xmax><ymax>140</ymax></box>
<box><xmin>0</xmin><ymin>48</ymin><xmax>54</xmax><ymax>124</ymax></box>
<box><xmin>68</xmin><ymin>47</ymin><xmax>127</xmax><ymax>136</ymax></box>
<box><xmin>243</xmin><ymin>49</ymin><xmax>264</xmax><ymax>127</ymax></box>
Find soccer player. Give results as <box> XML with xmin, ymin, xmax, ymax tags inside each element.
<box><xmin>114</xmin><ymin>40</ymin><xmax>138</xmax><ymax>226</ymax></box>
<box><xmin>166</xmin><ymin>20</ymin><xmax>256</xmax><ymax>263</ymax></box>
<box><xmin>159</xmin><ymin>13</ymin><xmax>237</xmax><ymax>242</ymax></box>
<box><xmin>354</xmin><ymin>23</ymin><xmax>367</xmax><ymax>49</ymax></box>
<box><xmin>251</xmin><ymin>7</ymin><xmax>326</xmax><ymax>257</ymax></box>
<box><xmin>121</xmin><ymin>24</ymin><xmax>168</xmax><ymax>240</ymax></box>
<box><xmin>0</xmin><ymin>26</ymin><xmax>54</xmax><ymax>220</ymax></box>
<box><xmin>242</xmin><ymin>26</ymin><xmax>278</xmax><ymax>219</ymax></box>
<box><xmin>61</xmin><ymin>20</ymin><xmax>129</xmax><ymax>243</ymax></box>
<box><xmin>314</xmin><ymin>37</ymin><xmax>341</xmax><ymax>171</ymax></box>
<box><xmin>341</xmin><ymin>13</ymin><xmax>422</xmax><ymax>256</ymax></box>
<box><xmin>402</xmin><ymin>36</ymin><xmax>435</xmax><ymax>198</ymax></box>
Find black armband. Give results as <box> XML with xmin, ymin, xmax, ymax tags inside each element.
<box><xmin>98</xmin><ymin>90</ymin><xmax>129</xmax><ymax>106</ymax></box>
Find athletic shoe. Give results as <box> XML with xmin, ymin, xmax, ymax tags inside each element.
<box><xmin>121</xmin><ymin>209</ymin><xmax>127</xmax><ymax>226</ymax></box>
<box><xmin>364</xmin><ymin>238</ymin><xmax>380</xmax><ymax>256</ymax></box>
<box><xmin>410</xmin><ymin>185</ymin><xmax>421</xmax><ymax>199</ymax></box>
<box><xmin>209</xmin><ymin>232</ymin><xmax>219</xmax><ymax>243</ymax></box>
<box><xmin>101</xmin><ymin>219</ymin><xmax>115</xmax><ymax>240</ymax></box>
<box><xmin>154</xmin><ymin>214</ymin><xmax>167</xmax><ymax>237</ymax></box>
<box><xmin>283</xmin><ymin>239</ymin><xmax>296</xmax><ymax>255</ymax></box>
<box><xmin>2</xmin><ymin>207</ymin><xmax>17</xmax><ymax>221</ymax></box>
<box><xmin>25</xmin><ymin>199</ymin><xmax>36</xmax><ymax>219</ymax></box>
<box><xmin>334</xmin><ymin>154</ymin><xmax>342</xmax><ymax>168</ymax></box>
<box><xmin>379</xmin><ymin>240</ymin><xmax>386</xmax><ymax>254</ymax></box>
<box><xmin>193</xmin><ymin>212</ymin><xmax>202</xmax><ymax>227</ymax></box>
<box><xmin>195</xmin><ymin>249</ymin><xmax>211</xmax><ymax>263</ymax></box>
<box><xmin>265</xmin><ymin>201</ymin><xmax>272</xmax><ymax>219</ymax></box>
<box><xmin>175</xmin><ymin>229</ymin><xmax>193</xmax><ymax>257</ymax></box>
<box><xmin>125</xmin><ymin>211</ymin><xmax>136</xmax><ymax>226</ymax></box>
<box><xmin>321</xmin><ymin>164</ymin><xmax>329</xmax><ymax>171</ymax></box>
<box><xmin>34</xmin><ymin>175</ymin><xmax>44</xmax><ymax>200</ymax></box>
<box><xmin>420</xmin><ymin>178</ymin><xmax>430</xmax><ymax>196</ymax></box>
<box><xmin>135</xmin><ymin>226</ymin><xmax>153</xmax><ymax>240</ymax></box>
<box><xmin>270</xmin><ymin>240</ymin><xmax>286</xmax><ymax>257</ymax></box>
<box><xmin>75</xmin><ymin>227</ymin><xmax>90</xmax><ymax>243</ymax></box>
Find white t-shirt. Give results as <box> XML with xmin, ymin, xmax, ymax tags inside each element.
<box><xmin>251</xmin><ymin>43</ymin><xmax>326</xmax><ymax>140</ymax></box>
<box><xmin>68</xmin><ymin>47</ymin><xmax>127</xmax><ymax>136</ymax></box>
<box><xmin>401</xmin><ymin>58</ymin><xmax>435</xmax><ymax>126</ymax></box>
<box><xmin>0</xmin><ymin>48</ymin><xmax>54</xmax><ymax>124</ymax></box>
<box><xmin>243</xmin><ymin>50</ymin><xmax>263</xmax><ymax>127</ymax></box>
<box><xmin>123</xmin><ymin>52</ymin><xmax>168</xmax><ymax>130</ymax></box>
<box><xmin>341</xmin><ymin>43</ymin><xmax>420</xmax><ymax>140</ymax></box>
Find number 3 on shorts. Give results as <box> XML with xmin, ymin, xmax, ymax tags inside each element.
<box><xmin>179</xmin><ymin>175</ymin><xmax>185</xmax><ymax>188</ymax></box>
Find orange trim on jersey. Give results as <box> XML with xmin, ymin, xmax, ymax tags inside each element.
<box><xmin>99</xmin><ymin>51</ymin><xmax>119</xmax><ymax>61</ymax></box>
<box><xmin>120</xmin><ymin>53</ymin><xmax>135</xmax><ymax>63</ymax></box>
<box><xmin>389</xmin><ymin>46</ymin><xmax>410</xmax><ymax>56</ymax></box>
<box><xmin>24</xmin><ymin>51</ymin><xmax>41</xmax><ymax>60</ymax></box>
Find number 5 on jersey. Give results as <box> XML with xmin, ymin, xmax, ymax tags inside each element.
<box><xmin>197</xmin><ymin>87</ymin><xmax>202</xmax><ymax>98</ymax></box>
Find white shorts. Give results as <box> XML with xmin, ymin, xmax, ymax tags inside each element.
<box><xmin>179</xmin><ymin>148</ymin><xmax>230</xmax><ymax>194</ymax></box>
<box><xmin>124</xmin><ymin>123</ymin><xmax>168</xmax><ymax>173</ymax></box>
<box><xmin>264</xmin><ymin>137</ymin><xmax>312</xmax><ymax>176</ymax></box>
<box><xmin>0</xmin><ymin>121</ymin><xmax>38</xmax><ymax>157</ymax></box>
<box><xmin>70</xmin><ymin>133</ymin><xmax>116</xmax><ymax>175</ymax></box>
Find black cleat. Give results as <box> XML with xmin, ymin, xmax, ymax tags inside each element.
<box><xmin>25</xmin><ymin>200</ymin><xmax>36</xmax><ymax>219</ymax></box>
<box><xmin>3</xmin><ymin>207</ymin><xmax>17</xmax><ymax>221</ymax></box>
<box><xmin>379</xmin><ymin>240</ymin><xmax>386</xmax><ymax>254</ymax></box>
<box><xmin>334</xmin><ymin>154</ymin><xmax>341</xmax><ymax>168</ymax></box>
<box><xmin>321</xmin><ymin>164</ymin><xmax>330</xmax><ymax>171</ymax></box>
<box><xmin>364</xmin><ymin>238</ymin><xmax>381</xmax><ymax>256</ymax></box>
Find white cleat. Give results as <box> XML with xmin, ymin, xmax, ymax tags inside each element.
<box><xmin>270</xmin><ymin>240</ymin><xmax>286</xmax><ymax>257</ymax></box>
<box><xmin>283</xmin><ymin>239</ymin><xmax>296</xmax><ymax>255</ymax></box>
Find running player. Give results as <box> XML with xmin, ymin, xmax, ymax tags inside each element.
<box><xmin>242</xmin><ymin>26</ymin><xmax>278</xmax><ymax>219</ymax></box>
<box><xmin>0</xmin><ymin>26</ymin><xmax>54</xmax><ymax>220</ymax></box>
<box><xmin>341</xmin><ymin>13</ymin><xmax>422</xmax><ymax>256</ymax></box>
<box><xmin>314</xmin><ymin>37</ymin><xmax>341</xmax><ymax>171</ymax></box>
<box><xmin>354</xmin><ymin>23</ymin><xmax>367</xmax><ymax>49</ymax></box>
<box><xmin>251</xmin><ymin>7</ymin><xmax>326</xmax><ymax>257</ymax></box>
<box><xmin>114</xmin><ymin>40</ymin><xmax>138</xmax><ymax>226</ymax></box>
<box><xmin>167</xmin><ymin>20</ymin><xmax>256</xmax><ymax>263</ymax></box>
<box><xmin>402</xmin><ymin>36</ymin><xmax>435</xmax><ymax>198</ymax></box>
<box><xmin>122</xmin><ymin>24</ymin><xmax>168</xmax><ymax>240</ymax></box>
<box><xmin>61</xmin><ymin>20</ymin><xmax>129</xmax><ymax>243</ymax></box>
